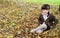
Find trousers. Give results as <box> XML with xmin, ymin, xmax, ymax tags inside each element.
<box><xmin>30</xmin><ymin>22</ymin><xmax>47</xmax><ymax>33</ymax></box>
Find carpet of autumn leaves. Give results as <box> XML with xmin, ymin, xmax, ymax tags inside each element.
<box><xmin>0</xmin><ymin>0</ymin><xmax>60</xmax><ymax>38</ymax></box>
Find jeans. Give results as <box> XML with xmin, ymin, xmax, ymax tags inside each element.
<box><xmin>30</xmin><ymin>22</ymin><xmax>47</xmax><ymax>33</ymax></box>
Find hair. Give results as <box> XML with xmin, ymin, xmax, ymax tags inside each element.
<box><xmin>41</xmin><ymin>4</ymin><xmax>50</xmax><ymax>16</ymax></box>
<box><xmin>41</xmin><ymin>4</ymin><xmax>50</xmax><ymax>10</ymax></box>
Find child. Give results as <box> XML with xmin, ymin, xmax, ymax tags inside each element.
<box><xmin>30</xmin><ymin>4</ymin><xmax>58</xmax><ymax>34</ymax></box>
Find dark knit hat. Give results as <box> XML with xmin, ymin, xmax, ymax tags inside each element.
<box><xmin>41</xmin><ymin>4</ymin><xmax>50</xmax><ymax>10</ymax></box>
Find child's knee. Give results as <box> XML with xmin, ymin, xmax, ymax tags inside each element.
<box><xmin>36</xmin><ymin>30</ymin><xmax>43</xmax><ymax>34</ymax></box>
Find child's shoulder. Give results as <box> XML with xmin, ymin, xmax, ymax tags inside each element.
<box><xmin>49</xmin><ymin>14</ymin><xmax>56</xmax><ymax>19</ymax></box>
<box><xmin>50</xmin><ymin>14</ymin><xmax>55</xmax><ymax>17</ymax></box>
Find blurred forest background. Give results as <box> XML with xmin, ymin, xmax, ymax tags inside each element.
<box><xmin>0</xmin><ymin>0</ymin><xmax>60</xmax><ymax>38</ymax></box>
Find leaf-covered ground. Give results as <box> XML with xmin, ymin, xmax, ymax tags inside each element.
<box><xmin>0</xmin><ymin>0</ymin><xmax>60</xmax><ymax>38</ymax></box>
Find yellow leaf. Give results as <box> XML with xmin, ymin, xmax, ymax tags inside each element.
<box><xmin>37</xmin><ymin>34</ymin><xmax>41</xmax><ymax>38</ymax></box>
<box><xmin>43</xmin><ymin>31</ymin><xmax>49</xmax><ymax>34</ymax></box>
<box><xmin>0</xmin><ymin>34</ymin><xmax>3</xmax><ymax>38</ymax></box>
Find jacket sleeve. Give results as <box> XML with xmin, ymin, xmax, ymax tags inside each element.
<box><xmin>38</xmin><ymin>14</ymin><xmax>43</xmax><ymax>26</ymax></box>
<box><xmin>44</xmin><ymin>14</ymin><xmax>58</xmax><ymax>26</ymax></box>
<box><xmin>52</xmin><ymin>15</ymin><xmax>58</xmax><ymax>25</ymax></box>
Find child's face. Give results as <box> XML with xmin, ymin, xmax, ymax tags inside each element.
<box><xmin>42</xmin><ymin>9</ymin><xmax>49</xmax><ymax>15</ymax></box>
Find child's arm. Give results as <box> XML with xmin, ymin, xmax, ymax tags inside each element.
<box><xmin>45</xmin><ymin>15</ymin><xmax>58</xmax><ymax>26</ymax></box>
<box><xmin>38</xmin><ymin>14</ymin><xmax>43</xmax><ymax>26</ymax></box>
<box><xmin>52</xmin><ymin>15</ymin><xmax>58</xmax><ymax>25</ymax></box>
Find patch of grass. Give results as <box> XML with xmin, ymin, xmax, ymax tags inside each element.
<box><xmin>24</xmin><ymin>0</ymin><xmax>60</xmax><ymax>5</ymax></box>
